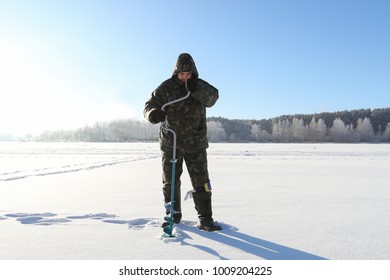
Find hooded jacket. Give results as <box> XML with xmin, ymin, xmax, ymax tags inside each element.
<box><xmin>144</xmin><ymin>53</ymin><xmax>219</xmax><ymax>153</ymax></box>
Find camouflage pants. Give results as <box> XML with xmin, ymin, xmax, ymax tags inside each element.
<box><xmin>162</xmin><ymin>148</ymin><xmax>213</xmax><ymax>222</ymax></box>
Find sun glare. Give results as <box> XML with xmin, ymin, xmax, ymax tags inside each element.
<box><xmin>1</xmin><ymin>41</ymin><xmax>137</xmax><ymax>136</ymax></box>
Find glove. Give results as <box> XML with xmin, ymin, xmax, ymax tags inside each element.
<box><xmin>185</xmin><ymin>78</ymin><xmax>198</xmax><ymax>93</ymax></box>
<box><xmin>149</xmin><ymin>109</ymin><xmax>166</xmax><ymax>123</ymax></box>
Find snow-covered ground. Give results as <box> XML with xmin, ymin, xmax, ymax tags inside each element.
<box><xmin>0</xmin><ymin>142</ymin><xmax>389</xmax><ymax>260</ymax></box>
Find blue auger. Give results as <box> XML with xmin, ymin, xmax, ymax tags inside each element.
<box><xmin>162</xmin><ymin>126</ymin><xmax>178</xmax><ymax>237</ymax></box>
<box><xmin>161</xmin><ymin>89</ymin><xmax>191</xmax><ymax>237</ymax></box>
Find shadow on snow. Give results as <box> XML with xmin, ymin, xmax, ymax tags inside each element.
<box><xmin>167</xmin><ymin>221</ymin><xmax>327</xmax><ymax>260</ymax></box>
<box><xmin>1</xmin><ymin>213</ymin><xmax>326</xmax><ymax>260</ymax></box>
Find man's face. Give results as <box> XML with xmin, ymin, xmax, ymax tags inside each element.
<box><xmin>177</xmin><ymin>72</ymin><xmax>192</xmax><ymax>82</ymax></box>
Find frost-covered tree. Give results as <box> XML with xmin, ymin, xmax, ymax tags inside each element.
<box><xmin>272</xmin><ymin>119</ymin><xmax>292</xmax><ymax>142</ymax></box>
<box><xmin>307</xmin><ymin>117</ymin><xmax>327</xmax><ymax>142</ymax></box>
<box><xmin>207</xmin><ymin>120</ymin><xmax>227</xmax><ymax>142</ymax></box>
<box><xmin>381</xmin><ymin>123</ymin><xmax>390</xmax><ymax>142</ymax></box>
<box><xmin>251</xmin><ymin>123</ymin><xmax>261</xmax><ymax>141</ymax></box>
<box><xmin>329</xmin><ymin>118</ymin><xmax>350</xmax><ymax>142</ymax></box>
<box><xmin>251</xmin><ymin>123</ymin><xmax>272</xmax><ymax>142</ymax></box>
<box><xmin>356</xmin><ymin>117</ymin><xmax>375</xmax><ymax>142</ymax></box>
<box><xmin>291</xmin><ymin>118</ymin><xmax>307</xmax><ymax>141</ymax></box>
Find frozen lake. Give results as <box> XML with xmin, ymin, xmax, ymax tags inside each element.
<box><xmin>1</xmin><ymin>142</ymin><xmax>390</xmax><ymax>260</ymax></box>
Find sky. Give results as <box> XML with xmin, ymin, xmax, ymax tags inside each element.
<box><xmin>0</xmin><ymin>0</ymin><xmax>389</xmax><ymax>135</ymax></box>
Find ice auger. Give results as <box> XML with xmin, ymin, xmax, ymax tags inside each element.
<box><xmin>161</xmin><ymin>83</ymin><xmax>191</xmax><ymax>237</ymax></box>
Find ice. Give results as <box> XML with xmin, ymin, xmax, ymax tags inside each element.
<box><xmin>1</xmin><ymin>142</ymin><xmax>389</xmax><ymax>260</ymax></box>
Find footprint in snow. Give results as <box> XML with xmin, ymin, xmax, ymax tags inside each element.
<box><xmin>66</xmin><ymin>213</ymin><xmax>117</xmax><ymax>220</ymax></box>
<box><xmin>3</xmin><ymin>212</ymin><xmax>117</xmax><ymax>226</ymax></box>
<box><xmin>2</xmin><ymin>212</ymin><xmax>220</xmax><ymax>233</ymax></box>
<box><xmin>103</xmin><ymin>218</ymin><xmax>160</xmax><ymax>229</ymax></box>
<box><xmin>4</xmin><ymin>212</ymin><xmax>71</xmax><ymax>226</ymax></box>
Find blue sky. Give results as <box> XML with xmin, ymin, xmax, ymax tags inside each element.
<box><xmin>1</xmin><ymin>0</ymin><xmax>389</xmax><ymax>135</ymax></box>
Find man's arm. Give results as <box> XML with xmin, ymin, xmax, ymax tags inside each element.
<box><xmin>190</xmin><ymin>79</ymin><xmax>219</xmax><ymax>108</ymax></box>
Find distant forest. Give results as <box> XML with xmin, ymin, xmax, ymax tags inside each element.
<box><xmin>17</xmin><ymin>107</ymin><xmax>390</xmax><ymax>143</ymax></box>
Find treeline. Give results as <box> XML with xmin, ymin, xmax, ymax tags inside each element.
<box><xmin>32</xmin><ymin>120</ymin><xmax>160</xmax><ymax>142</ymax></box>
<box><xmin>27</xmin><ymin>107</ymin><xmax>390</xmax><ymax>143</ymax></box>
<box><xmin>208</xmin><ymin>108</ymin><xmax>390</xmax><ymax>143</ymax></box>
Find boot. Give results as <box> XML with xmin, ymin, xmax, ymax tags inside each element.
<box><xmin>197</xmin><ymin>219</ymin><xmax>222</xmax><ymax>232</ymax></box>
<box><xmin>192</xmin><ymin>189</ymin><xmax>221</xmax><ymax>231</ymax></box>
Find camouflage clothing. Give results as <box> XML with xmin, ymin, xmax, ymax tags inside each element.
<box><xmin>162</xmin><ymin>148</ymin><xmax>212</xmax><ymax>222</ymax></box>
<box><xmin>144</xmin><ymin>54</ymin><xmax>219</xmax><ymax>153</ymax></box>
<box><xmin>144</xmin><ymin>53</ymin><xmax>219</xmax><ymax>227</ymax></box>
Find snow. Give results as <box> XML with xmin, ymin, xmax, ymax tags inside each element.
<box><xmin>1</xmin><ymin>142</ymin><xmax>390</xmax><ymax>260</ymax></box>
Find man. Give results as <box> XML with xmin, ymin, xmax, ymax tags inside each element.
<box><xmin>144</xmin><ymin>53</ymin><xmax>221</xmax><ymax>231</ymax></box>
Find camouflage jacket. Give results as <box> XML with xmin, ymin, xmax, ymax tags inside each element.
<box><xmin>144</xmin><ymin>76</ymin><xmax>219</xmax><ymax>153</ymax></box>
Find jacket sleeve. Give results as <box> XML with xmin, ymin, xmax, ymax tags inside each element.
<box><xmin>144</xmin><ymin>88</ymin><xmax>164</xmax><ymax>124</ymax></box>
<box><xmin>190</xmin><ymin>79</ymin><xmax>219</xmax><ymax>108</ymax></box>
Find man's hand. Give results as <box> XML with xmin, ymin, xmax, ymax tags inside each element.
<box><xmin>185</xmin><ymin>78</ymin><xmax>198</xmax><ymax>93</ymax></box>
<box><xmin>149</xmin><ymin>109</ymin><xmax>167</xmax><ymax>123</ymax></box>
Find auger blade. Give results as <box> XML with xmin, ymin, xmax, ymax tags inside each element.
<box><xmin>164</xmin><ymin>202</ymin><xmax>173</xmax><ymax>212</ymax></box>
<box><xmin>163</xmin><ymin>224</ymin><xmax>174</xmax><ymax>237</ymax></box>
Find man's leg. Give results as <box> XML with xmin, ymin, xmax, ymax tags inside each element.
<box><xmin>185</xmin><ymin>149</ymin><xmax>221</xmax><ymax>231</ymax></box>
<box><xmin>162</xmin><ymin>149</ymin><xmax>183</xmax><ymax>223</ymax></box>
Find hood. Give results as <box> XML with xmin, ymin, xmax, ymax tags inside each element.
<box><xmin>172</xmin><ymin>53</ymin><xmax>199</xmax><ymax>78</ymax></box>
